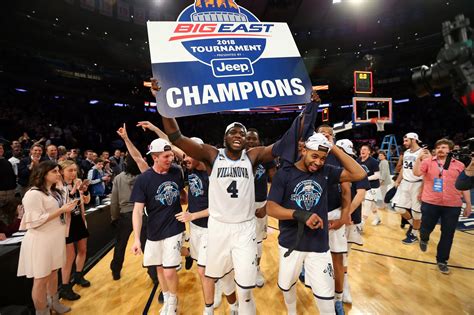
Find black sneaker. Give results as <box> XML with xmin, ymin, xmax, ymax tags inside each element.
<box><xmin>185</xmin><ymin>255</ymin><xmax>194</xmax><ymax>270</ymax></box>
<box><xmin>112</xmin><ymin>270</ymin><xmax>121</xmax><ymax>280</ymax></box>
<box><xmin>158</xmin><ymin>291</ymin><xmax>164</xmax><ymax>304</ymax></box>
<box><xmin>59</xmin><ymin>284</ymin><xmax>81</xmax><ymax>301</ymax></box>
<box><xmin>419</xmin><ymin>240</ymin><xmax>428</xmax><ymax>252</ymax></box>
<box><xmin>74</xmin><ymin>272</ymin><xmax>91</xmax><ymax>287</ymax></box>
<box><xmin>437</xmin><ymin>262</ymin><xmax>450</xmax><ymax>275</ymax></box>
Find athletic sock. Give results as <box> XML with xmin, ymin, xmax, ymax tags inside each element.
<box><xmin>335</xmin><ymin>291</ymin><xmax>343</xmax><ymax>302</ymax></box>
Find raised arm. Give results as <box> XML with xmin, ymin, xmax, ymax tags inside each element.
<box><xmin>151</xmin><ymin>78</ymin><xmax>218</xmax><ymax>165</ymax></box>
<box><xmin>161</xmin><ymin>116</ymin><xmax>217</xmax><ymax>165</ymax></box>
<box><xmin>116</xmin><ymin>123</ymin><xmax>149</xmax><ymax>173</ymax></box>
<box><xmin>136</xmin><ymin>121</ymin><xmax>186</xmax><ymax>161</ymax></box>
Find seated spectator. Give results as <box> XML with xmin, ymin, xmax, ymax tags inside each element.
<box><xmin>0</xmin><ymin>199</ymin><xmax>23</xmax><ymax>239</ymax></box>
<box><xmin>80</xmin><ymin>150</ymin><xmax>94</xmax><ymax>179</ymax></box>
<box><xmin>1</xmin><ymin>145</ymin><xmax>20</xmax><ymax>205</ymax></box>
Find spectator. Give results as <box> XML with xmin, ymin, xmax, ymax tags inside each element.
<box><xmin>8</xmin><ymin>140</ymin><xmax>24</xmax><ymax>177</ymax></box>
<box><xmin>414</xmin><ymin>139</ymin><xmax>472</xmax><ymax>274</ymax></box>
<box><xmin>45</xmin><ymin>144</ymin><xmax>58</xmax><ymax>162</ymax></box>
<box><xmin>58</xmin><ymin>160</ymin><xmax>91</xmax><ymax>301</ymax></box>
<box><xmin>17</xmin><ymin>144</ymin><xmax>46</xmax><ymax>195</ymax></box>
<box><xmin>378</xmin><ymin>151</ymin><xmax>392</xmax><ymax>210</ymax></box>
<box><xmin>87</xmin><ymin>158</ymin><xmax>110</xmax><ymax>205</ymax></box>
<box><xmin>57</xmin><ymin>146</ymin><xmax>68</xmax><ymax>162</ymax></box>
<box><xmin>109</xmin><ymin>154</ymin><xmax>141</xmax><ymax>280</ymax></box>
<box><xmin>0</xmin><ymin>199</ymin><xmax>23</xmax><ymax>239</ymax></box>
<box><xmin>110</xmin><ymin>149</ymin><xmax>124</xmax><ymax>175</ymax></box>
<box><xmin>0</xmin><ymin>146</ymin><xmax>17</xmax><ymax>207</ymax></box>
<box><xmin>80</xmin><ymin>150</ymin><xmax>94</xmax><ymax>179</ymax></box>
<box><xmin>17</xmin><ymin>160</ymin><xmax>78</xmax><ymax>315</ymax></box>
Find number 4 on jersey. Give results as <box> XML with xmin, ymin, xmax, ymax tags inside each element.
<box><xmin>227</xmin><ymin>180</ymin><xmax>239</xmax><ymax>198</ymax></box>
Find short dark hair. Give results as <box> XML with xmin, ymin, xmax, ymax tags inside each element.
<box><xmin>434</xmin><ymin>138</ymin><xmax>454</xmax><ymax>150</ymax></box>
<box><xmin>95</xmin><ymin>158</ymin><xmax>104</xmax><ymax>164</ymax></box>
<box><xmin>378</xmin><ymin>150</ymin><xmax>387</xmax><ymax>158</ymax></box>
<box><xmin>247</xmin><ymin>128</ymin><xmax>259</xmax><ymax>134</ymax></box>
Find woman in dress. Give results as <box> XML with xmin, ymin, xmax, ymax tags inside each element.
<box><xmin>58</xmin><ymin>160</ymin><xmax>91</xmax><ymax>300</ymax></box>
<box><xmin>17</xmin><ymin>160</ymin><xmax>78</xmax><ymax>315</ymax></box>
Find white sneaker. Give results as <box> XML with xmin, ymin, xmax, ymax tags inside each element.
<box><xmin>213</xmin><ymin>281</ymin><xmax>222</xmax><ymax>309</ymax></box>
<box><xmin>256</xmin><ymin>269</ymin><xmax>265</xmax><ymax>288</ymax></box>
<box><xmin>167</xmin><ymin>298</ymin><xmax>178</xmax><ymax>315</ymax></box>
<box><xmin>160</xmin><ymin>302</ymin><xmax>168</xmax><ymax>315</ymax></box>
<box><xmin>371</xmin><ymin>217</ymin><xmax>381</xmax><ymax>226</ymax></box>
<box><xmin>202</xmin><ymin>308</ymin><xmax>214</xmax><ymax>315</ymax></box>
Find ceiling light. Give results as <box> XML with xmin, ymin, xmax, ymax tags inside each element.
<box><xmin>332</xmin><ymin>0</ymin><xmax>341</xmax><ymax>3</ymax></box>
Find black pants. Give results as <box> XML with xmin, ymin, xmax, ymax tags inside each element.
<box><xmin>110</xmin><ymin>212</ymin><xmax>157</xmax><ymax>281</ymax></box>
<box><xmin>420</xmin><ymin>202</ymin><xmax>461</xmax><ymax>264</ymax></box>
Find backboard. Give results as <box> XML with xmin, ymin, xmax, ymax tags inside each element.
<box><xmin>353</xmin><ymin>97</ymin><xmax>393</xmax><ymax>124</ymax></box>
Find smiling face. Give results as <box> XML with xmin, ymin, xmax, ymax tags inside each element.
<box><xmin>224</xmin><ymin>127</ymin><xmax>246</xmax><ymax>154</ymax></box>
<box><xmin>301</xmin><ymin>148</ymin><xmax>328</xmax><ymax>173</ymax></box>
<box><xmin>245</xmin><ymin>131</ymin><xmax>260</xmax><ymax>149</ymax></box>
<box><xmin>360</xmin><ymin>145</ymin><xmax>371</xmax><ymax>160</ymax></box>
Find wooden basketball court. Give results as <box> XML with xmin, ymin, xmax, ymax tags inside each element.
<box><xmin>63</xmin><ymin>209</ymin><xmax>473</xmax><ymax>314</ymax></box>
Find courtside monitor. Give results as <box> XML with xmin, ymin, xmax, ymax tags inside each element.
<box><xmin>353</xmin><ymin>97</ymin><xmax>392</xmax><ymax>124</ymax></box>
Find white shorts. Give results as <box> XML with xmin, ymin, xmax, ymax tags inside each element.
<box><xmin>365</xmin><ymin>188</ymin><xmax>378</xmax><ymax>202</ymax></box>
<box><xmin>392</xmin><ymin>180</ymin><xmax>423</xmax><ymax>213</ymax></box>
<box><xmin>346</xmin><ymin>224</ymin><xmax>363</xmax><ymax>246</ymax></box>
<box><xmin>143</xmin><ymin>233</ymin><xmax>183</xmax><ymax>268</ymax></box>
<box><xmin>255</xmin><ymin>201</ymin><xmax>268</xmax><ymax>243</ymax></box>
<box><xmin>328</xmin><ymin>209</ymin><xmax>347</xmax><ymax>253</ymax></box>
<box><xmin>189</xmin><ymin>223</ymin><xmax>208</xmax><ymax>267</ymax></box>
<box><xmin>278</xmin><ymin>246</ymin><xmax>335</xmax><ymax>300</ymax></box>
<box><xmin>205</xmin><ymin>217</ymin><xmax>257</xmax><ymax>289</ymax></box>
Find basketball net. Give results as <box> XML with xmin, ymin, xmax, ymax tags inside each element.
<box><xmin>371</xmin><ymin>118</ymin><xmax>387</xmax><ymax>132</ymax></box>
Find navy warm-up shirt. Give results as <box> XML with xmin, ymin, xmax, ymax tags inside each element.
<box><xmin>351</xmin><ymin>177</ymin><xmax>371</xmax><ymax>224</ymax></box>
<box><xmin>254</xmin><ymin>161</ymin><xmax>276</xmax><ymax>202</ymax></box>
<box><xmin>357</xmin><ymin>156</ymin><xmax>380</xmax><ymax>189</ymax></box>
<box><xmin>187</xmin><ymin>169</ymin><xmax>209</xmax><ymax>228</ymax></box>
<box><xmin>326</xmin><ymin>153</ymin><xmax>343</xmax><ymax>212</ymax></box>
<box><xmin>130</xmin><ymin>166</ymin><xmax>185</xmax><ymax>241</ymax></box>
<box><xmin>268</xmin><ymin>164</ymin><xmax>342</xmax><ymax>252</ymax></box>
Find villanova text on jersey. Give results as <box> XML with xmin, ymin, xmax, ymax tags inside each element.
<box><xmin>216</xmin><ymin>166</ymin><xmax>249</xmax><ymax>179</ymax></box>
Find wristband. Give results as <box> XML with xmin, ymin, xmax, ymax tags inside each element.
<box><xmin>292</xmin><ymin>210</ymin><xmax>312</xmax><ymax>224</ymax></box>
<box><xmin>168</xmin><ymin>130</ymin><xmax>182</xmax><ymax>143</ymax></box>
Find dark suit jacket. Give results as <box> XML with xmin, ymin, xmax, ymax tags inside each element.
<box><xmin>17</xmin><ymin>156</ymin><xmax>47</xmax><ymax>187</ymax></box>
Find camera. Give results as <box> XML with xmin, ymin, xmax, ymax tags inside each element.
<box><xmin>411</xmin><ymin>14</ymin><xmax>474</xmax><ymax>108</ymax></box>
<box><xmin>452</xmin><ymin>137</ymin><xmax>474</xmax><ymax>166</ymax></box>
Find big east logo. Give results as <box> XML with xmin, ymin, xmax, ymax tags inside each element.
<box><xmin>172</xmin><ymin>0</ymin><xmax>273</xmax><ymax>78</ymax></box>
<box><xmin>146</xmin><ymin>0</ymin><xmax>311</xmax><ymax>117</ymax></box>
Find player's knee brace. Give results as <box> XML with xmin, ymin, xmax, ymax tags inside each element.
<box><xmin>412</xmin><ymin>210</ymin><xmax>422</xmax><ymax>220</ymax></box>
<box><xmin>283</xmin><ymin>286</ymin><xmax>297</xmax><ymax>305</ymax></box>
<box><xmin>315</xmin><ymin>298</ymin><xmax>336</xmax><ymax>314</ymax></box>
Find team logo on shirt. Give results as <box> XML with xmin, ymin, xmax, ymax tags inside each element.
<box><xmin>290</xmin><ymin>180</ymin><xmax>322</xmax><ymax>211</ymax></box>
<box><xmin>155</xmin><ymin>181</ymin><xmax>180</xmax><ymax>206</ymax></box>
<box><xmin>361</xmin><ymin>164</ymin><xmax>370</xmax><ymax>174</ymax></box>
<box><xmin>188</xmin><ymin>173</ymin><xmax>204</xmax><ymax>197</ymax></box>
<box><xmin>255</xmin><ymin>164</ymin><xmax>265</xmax><ymax>180</ymax></box>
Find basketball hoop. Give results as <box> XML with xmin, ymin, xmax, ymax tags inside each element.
<box><xmin>371</xmin><ymin>118</ymin><xmax>387</xmax><ymax>132</ymax></box>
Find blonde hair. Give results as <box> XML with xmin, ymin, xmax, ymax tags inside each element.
<box><xmin>58</xmin><ymin>160</ymin><xmax>77</xmax><ymax>171</ymax></box>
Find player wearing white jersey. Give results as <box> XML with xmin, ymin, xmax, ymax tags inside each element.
<box><xmin>160</xmin><ymin>113</ymin><xmax>276</xmax><ymax>315</ymax></box>
<box><xmin>392</xmin><ymin>133</ymin><xmax>424</xmax><ymax>244</ymax></box>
